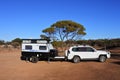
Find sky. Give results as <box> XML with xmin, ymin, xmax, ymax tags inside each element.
<box><xmin>0</xmin><ymin>0</ymin><xmax>120</xmax><ymax>41</ymax></box>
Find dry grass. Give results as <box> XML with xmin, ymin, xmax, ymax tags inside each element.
<box><xmin>0</xmin><ymin>47</ymin><xmax>20</xmax><ymax>54</ymax></box>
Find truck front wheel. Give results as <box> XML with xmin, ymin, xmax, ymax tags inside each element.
<box><xmin>99</xmin><ymin>56</ymin><xmax>106</xmax><ymax>62</ymax></box>
<box><xmin>73</xmin><ymin>56</ymin><xmax>80</xmax><ymax>63</ymax></box>
<box><xmin>30</xmin><ymin>56</ymin><xmax>38</xmax><ymax>63</ymax></box>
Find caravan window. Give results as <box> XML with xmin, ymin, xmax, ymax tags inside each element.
<box><xmin>39</xmin><ymin>46</ymin><xmax>47</xmax><ymax>50</ymax></box>
<box><xmin>25</xmin><ymin>45</ymin><xmax>32</xmax><ymax>50</ymax></box>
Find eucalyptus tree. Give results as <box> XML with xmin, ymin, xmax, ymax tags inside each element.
<box><xmin>42</xmin><ymin>20</ymin><xmax>86</xmax><ymax>42</ymax></box>
<box><xmin>42</xmin><ymin>20</ymin><xmax>86</xmax><ymax>51</ymax></box>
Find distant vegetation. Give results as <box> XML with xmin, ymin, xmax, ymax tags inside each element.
<box><xmin>52</xmin><ymin>38</ymin><xmax>120</xmax><ymax>49</ymax></box>
<box><xmin>0</xmin><ymin>38</ymin><xmax>120</xmax><ymax>50</ymax></box>
<box><xmin>0</xmin><ymin>40</ymin><xmax>5</xmax><ymax>45</ymax></box>
<box><xmin>0</xmin><ymin>38</ymin><xmax>22</xmax><ymax>48</ymax></box>
<box><xmin>77</xmin><ymin>38</ymin><xmax>120</xmax><ymax>49</ymax></box>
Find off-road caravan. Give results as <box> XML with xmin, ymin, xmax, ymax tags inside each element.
<box><xmin>21</xmin><ymin>39</ymin><xmax>58</xmax><ymax>63</ymax></box>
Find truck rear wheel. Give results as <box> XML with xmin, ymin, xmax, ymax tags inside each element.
<box><xmin>73</xmin><ymin>56</ymin><xmax>80</xmax><ymax>63</ymax></box>
<box><xmin>30</xmin><ymin>56</ymin><xmax>38</xmax><ymax>63</ymax></box>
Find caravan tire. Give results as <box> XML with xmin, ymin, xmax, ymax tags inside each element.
<box><xmin>30</xmin><ymin>56</ymin><xmax>38</xmax><ymax>63</ymax></box>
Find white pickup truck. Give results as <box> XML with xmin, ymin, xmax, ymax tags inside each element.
<box><xmin>65</xmin><ymin>45</ymin><xmax>111</xmax><ymax>63</ymax></box>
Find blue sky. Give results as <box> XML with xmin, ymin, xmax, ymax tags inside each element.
<box><xmin>0</xmin><ymin>0</ymin><xmax>120</xmax><ymax>41</ymax></box>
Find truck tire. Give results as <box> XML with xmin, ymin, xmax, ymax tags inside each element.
<box><xmin>30</xmin><ymin>56</ymin><xmax>38</xmax><ymax>63</ymax></box>
<box><xmin>73</xmin><ymin>56</ymin><xmax>80</xmax><ymax>63</ymax></box>
<box><xmin>99</xmin><ymin>56</ymin><xmax>106</xmax><ymax>62</ymax></box>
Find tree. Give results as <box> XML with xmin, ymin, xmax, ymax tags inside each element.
<box><xmin>0</xmin><ymin>40</ymin><xmax>5</xmax><ymax>45</ymax></box>
<box><xmin>42</xmin><ymin>20</ymin><xmax>86</xmax><ymax>41</ymax></box>
<box><xmin>42</xmin><ymin>20</ymin><xmax>86</xmax><ymax>52</ymax></box>
<box><xmin>40</xmin><ymin>34</ymin><xmax>50</xmax><ymax>41</ymax></box>
<box><xmin>42</xmin><ymin>27</ymin><xmax>55</xmax><ymax>41</ymax></box>
<box><xmin>11</xmin><ymin>38</ymin><xmax>22</xmax><ymax>44</ymax></box>
<box><xmin>11</xmin><ymin>38</ymin><xmax>22</xmax><ymax>48</ymax></box>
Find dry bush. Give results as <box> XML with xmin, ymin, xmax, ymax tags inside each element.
<box><xmin>0</xmin><ymin>47</ymin><xmax>20</xmax><ymax>54</ymax></box>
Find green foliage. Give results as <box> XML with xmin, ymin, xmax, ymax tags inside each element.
<box><xmin>52</xmin><ymin>38</ymin><xmax>120</xmax><ymax>50</ymax></box>
<box><xmin>11</xmin><ymin>38</ymin><xmax>22</xmax><ymax>48</ymax></box>
<box><xmin>42</xmin><ymin>27</ymin><xmax>55</xmax><ymax>40</ymax></box>
<box><xmin>42</xmin><ymin>20</ymin><xmax>86</xmax><ymax>41</ymax></box>
<box><xmin>42</xmin><ymin>27</ymin><xmax>54</xmax><ymax>34</ymax></box>
<box><xmin>11</xmin><ymin>38</ymin><xmax>22</xmax><ymax>44</ymax></box>
<box><xmin>40</xmin><ymin>34</ymin><xmax>50</xmax><ymax>41</ymax></box>
<box><xmin>0</xmin><ymin>40</ymin><xmax>5</xmax><ymax>45</ymax></box>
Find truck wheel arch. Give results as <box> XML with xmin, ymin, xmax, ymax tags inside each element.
<box><xmin>99</xmin><ymin>55</ymin><xmax>107</xmax><ymax>58</ymax></box>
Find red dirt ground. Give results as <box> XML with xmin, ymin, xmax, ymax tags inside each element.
<box><xmin>0</xmin><ymin>49</ymin><xmax>120</xmax><ymax>80</ymax></box>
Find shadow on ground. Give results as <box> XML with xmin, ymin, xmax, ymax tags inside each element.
<box><xmin>111</xmin><ymin>61</ymin><xmax>120</xmax><ymax>65</ymax></box>
<box><xmin>111</xmin><ymin>53</ymin><xmax>120</xmax><ymax>65</ymax></box>
<box><xmin>111</xmin><ymin>53</ymin><xmax>120</xmax><ymax>60</ymax></box>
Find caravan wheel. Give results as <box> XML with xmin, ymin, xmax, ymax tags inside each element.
<box><xmin>30</xmin><ymin>56</ymin><xmax>38</xmax><ymax>63</ymax></box>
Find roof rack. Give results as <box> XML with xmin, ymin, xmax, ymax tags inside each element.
<box><xmin>22</xmin><ymin>39</ymin><xmax>50</xmax><ymax>44</ymax></box>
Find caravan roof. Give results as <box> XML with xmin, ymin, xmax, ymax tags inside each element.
<box><xmin>22</xmin><ymin>39</ymin><xmax>50</xmax><ymax>44</ymax></box>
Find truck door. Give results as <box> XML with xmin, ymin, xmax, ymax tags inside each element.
<box><xmin>73</xmin><ymin>47</ymin><xmax>98</xmax><ymax>59</ymax></box>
